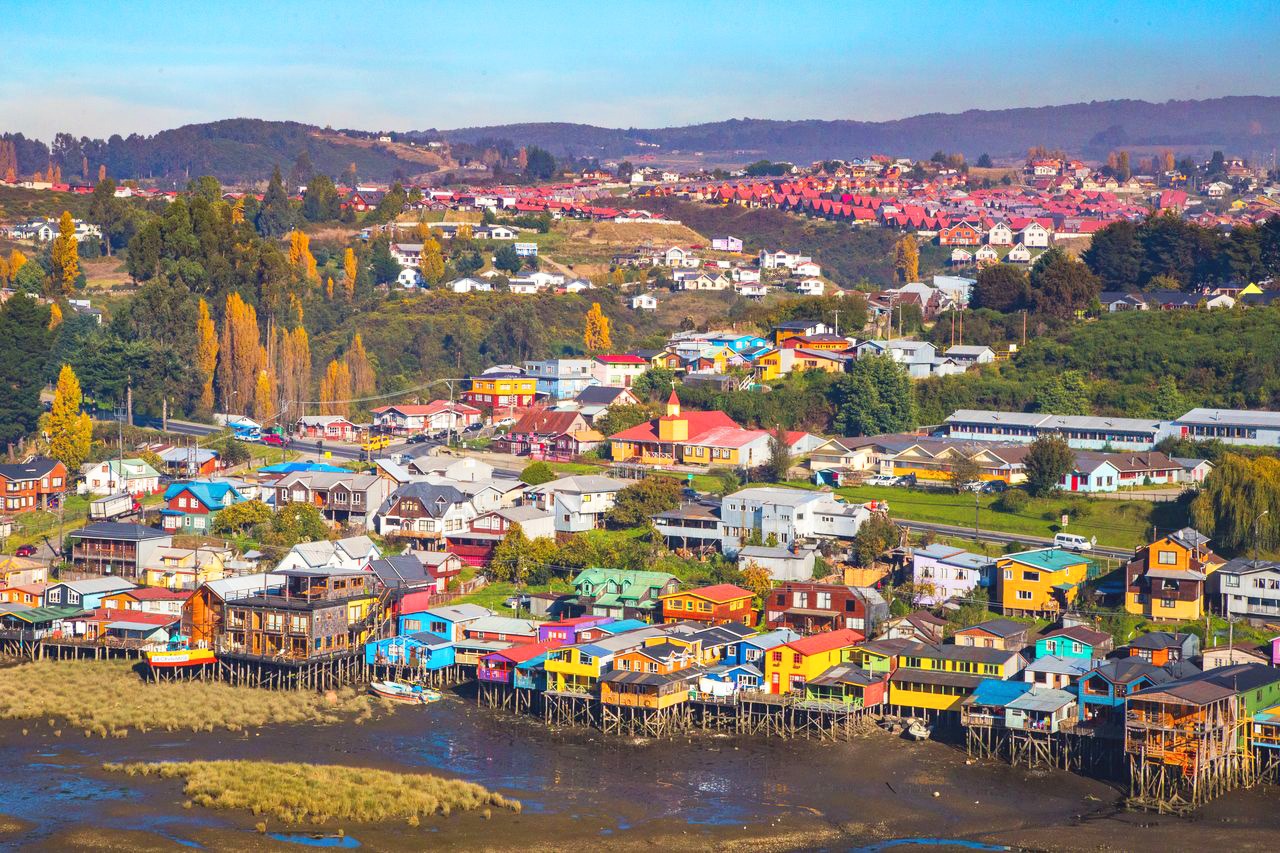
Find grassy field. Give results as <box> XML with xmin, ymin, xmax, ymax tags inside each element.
<box><xmin>0</xmin><ymin>660</ymin><xmax>376</xmax><ymax>737</ymax></box>
<box><xmin>105</xmin><ymin>760</ymin><xmax>519</xmax><ymax>825</ymax></box>
<box><xmin>454</xmin><ymin>577</ymin><xmax>573</xmax><ymax>614</ymax></box>
<box><xmin>833</xmin><ymin>484</ymin><xmax>1180</xmax><ymax>550</ymax></box>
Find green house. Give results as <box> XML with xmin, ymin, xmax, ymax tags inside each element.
<box><xmin>571</xmin><ymin>567</ymin><xmax>679</xmax><ymax>622</ymax></box>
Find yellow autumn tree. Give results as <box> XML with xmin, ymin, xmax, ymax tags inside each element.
<box><xmin>456</xmin><ymin>224</ymin><xmax>473</xmax><ymax>242</ymax></box>
<box><xmin>231</xmin><ymin>197</ymin><xmax>245</xmax><ymax>224</ymax></box>
<box><xmin>275</xmin><ymin>325</ymin><xmax>312</xmax><ymax>416</ymax></box>
<box><xmin>318</xmin><ymin>359</ymin><xmax>352</xmax><ymax>418</ymax></box>
<box><xmin>325</xmin><ymin>276</ymin><xmax>335</xmax><ymax>300</ymax></box>
<box><xmin>195</xmin><ymin>298</ymin><xmax>218</xmax><ymax>413</ymax></box>
<box><xmin>343</xmin><ymin>248</ymin><xmax>357</xmax><ymax>299</ymax></box>
<box><xmin>254</xmin><ymin>369</ymin><xmax>276</xmax><ymax>422</ymax></box>
<box><xmin>344</xmin><ymin>333</ymin><xmax>376</xmax><ymax>397</ymax></box>
<box><xmin>46</xmin><ymin>364</ymin><xmax>93</xmax><ymax>470</ymax></box>
<box><xmin>287</xmin><ymin>229</ymin><xmax>318</xmax><ymax>281</ymax></box>
<box><xmin>894</xmin><ymin>233</ymin><xmax>919</xmax><ymax>283</ymax></box>
<box><xmin>216</xmin><ymin>292</ymin><xmax>264</xmax><ymax>415</ymax></box>
<box><xmin>418</xmin><ymin>237</ymin><xmax>445</xmax><ymax>286</ymax></box>
<box><xmin>49</xmin><ymin>211</ymin><xmax>80</xmax><ymax>295</ymax></box>
<box><xmin>48</xmin><ymin>302</ymin><xmax>63</xmax><ymax>329</ymax></box>
<box><xmin>9</xmin><ymin>249</ymin><xmax>26</xmax><ymax>278</ymax></box>
<box><xmin>583</xmin><ymin>302</ymin><xmax>612</xmax><ymax>352</ymax></box>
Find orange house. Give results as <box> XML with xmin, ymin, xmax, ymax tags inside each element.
<box><xmin>599</xmin><ymin>636</ymin><xmax>702</xmax><ymax>709</ymax></box>
<box><xmin>659</xmin><ymin>584</ymin><xmax>755</xmax><ymax>625</ymax></box>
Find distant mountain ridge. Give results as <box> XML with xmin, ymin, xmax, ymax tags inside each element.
<box><xmin>437</xmin><ymin>96</ymin><xmax>1280</xmax><ymax>163</ymax></box>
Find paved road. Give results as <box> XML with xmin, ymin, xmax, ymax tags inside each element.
<box><xmin>895</xmin><ymin>518</ymin><xmax>1132</xmax><ymax>560</ymax></box>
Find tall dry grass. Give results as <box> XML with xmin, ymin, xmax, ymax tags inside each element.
<box><xmin>104</xmin><ymin>760</ymin><xmax>521</xmax><ymax>825</ymax></box>
<box><xmin>0</xmin><ymin>660</ymin><xmax>374</xmax><ymax>737</ymax></box>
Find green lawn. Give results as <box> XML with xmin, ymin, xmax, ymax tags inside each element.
<box><xmin>453</xmin><ymin>578</ymin><xmax>573</xmax><ymax>615</ymax></box>
<box><xmin>832</xmin><ymin>484</ymin><xmax>1180</xmax><ymax>550</ymax></box>
<box><xmin>549</xmin><ymin>461</ymin><xmax>606</xmax><ymax>476</ymax></box>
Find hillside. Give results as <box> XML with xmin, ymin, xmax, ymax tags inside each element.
<box><xmin>440</xmin><ymin>96</ymin><xmax>1280</xmax><ymax>162</ymax></box>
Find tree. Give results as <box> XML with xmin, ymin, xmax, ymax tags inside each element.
<box><xmin>287</xmin><ymin>230</ymin><xmax>317</xmax><ymax>281</ymax></box>
<box><xmin>189</xmin><ymin>297</ymin><xmax>218</xmax><ymax>414</ymax></box>
<box><xmin>852</xmin><ymin>513</ymin><xmax>901</xmax><ymax>567</ymax></box>
<box><xmin>49</xmin><ymin>211</ymin><xmax>80</xmax><ymax>295</ymax></box>
<box><xmin>976</xmin><ymin>153</ymin><xmax>993</xmax><ymax>168</ymax></box>
<box><xmin>418</xmin><ymin>237</ymin><xmax>445</xmax><ymax>286</ymax></box>
<box><xmin>318</xmin><ymin>359</ymin><xmax>352</xmax><ymax>418</ymax></box>
<box><xmin>211</xmin><ymin>499</ymin><xmax>273</xmax><ymax>535</ymax></box>
<box><xmin>489</xmin><ymin>523</ymin><xmax>531</xmax><ymax>583</ymax></box>
<box><xmin>275</xmin><ymin>325</ymin><xmax>311</xmax><ymax>415</ymax></box>
<box><xmin>1024</xmin><ymin>434</ymin><xmax>1073</xmax><ymax>496</ymax></box>
<box><xmin>216</xmin><ymin>292</ymin><xmax>264</xmax><ymax>415</ymax></box>
<box><xmin>13</xmin><ymin>259</ymin><xmax>43</xmax><ymax>294</ymax></box>
<box><xmin>0</xmin><ymin>295</ymin><xmax>51</xmax><ymax>446</ymax></box>
<box><xmin>595</xmin><ymin>404</ymin><xmax>654</xmax><ymax>437</ymax></box>
<box><xmin>253</xmin><ymin>369</ymin><xmax>275</xmax><ymax>422</ymax></box>
<box><xmin>1028</xmin><ymin>248</ymin><xmax>1100</xmax><ymax>319</ymax></box>
<box><xmin>301</xmin><ymin>173</ymin><xmax>340</xmax><ymax>222</ymax></box>
<box><xmin>524</xmin><ymin>146</ymin><xmax>557</xmax><ymax>180</ymax></box>
<box><xmin>369</xmin><ymin>237</ymin><xmax>400</xmax><ymax>284</ymax></box>
<box><xmin>740</xmin><ymin>562</ymin><xmax>774</xmax><ymax>603</ymax></box>
<box><xmin>1033</xmin><ymin>369</ymin><xmax>1090</xmax><ymax>415</ymax></box>
<box><xmin>494</xmin><ymin>244</ymin><xmax>522</xmax><ymax>275</ymax></box>
<box><xmin>971</xmin><ymin>263</ymin><xmax>1030</xmax><ymax>312</ymax></box>
<box><xmin>761</xmin><ymin>425</ymin><xmax>792</xmax><ymax>483</ymax></box>
<box><xmin>1191</xmin><ymin>454</ymin><xmax>1280</xmax><ymax>553</ymax></box>
<box><xmin>344</xmin><ymin>333</ymin><xmax>376</xmax><ymax>397</ymax></box>
<box><xmin>46</xmin><ymin>364</ymin><xmax>92</xmax><ymax>470</ymax></box>
<box><xmin>255</xmin><ymin>166</ymin><xmax>294</xmax><ymax>237</ymax></box>
<box><xmin>831</xmin><ymin>356</ymin><xmax>916</xmax><ymax>436</ymax></box>
<box><xmin>519</xmin><ymin>461</ymin><xmax>555</xmax><ymax>486</ymax></box>
<box><xmin>632</xmin><ymin>367</ymin><xmax>677</xmax><ymax>401</ymax></box>
<box><xmin>48</xmin><ymin>302</ymin><xmax>63</xmax><ymax>329</ymax></box>
<box><xmin>949</xmin><ymin>454</ymin><xmax>982</xmax><ymax>492</ymax></box>
<box><xmin>264</xmin><ymin>502</ymin><xmax>330</xmax><ymax>549</ymax></box>
<box><xmin>583</xmin><ymin>302</ymin><xmax>612</xmax><ymax>352</ymax></box>
<box><xmin>893</xmin><ymin>234</ymin><xmax>919</xmax><ymax>283</ymax></box>
<box><xmin>606</xmin><ymin>477</ymin><xmax>682</xmax><ymax>528</ymax></box>
<box><xmin>1082</xmin><ymin>219</ymin><xmax>1144</xmax><ymax>289</ymax></box>
<box><xmin>88</xmin><ymin>179</ymin><xmax>128</xmax><ymax>256</ymax></box>
<box><xmin>342</xmin><ymin>248</ymin><xmax>358</xmax><ymax>299</ymax></box>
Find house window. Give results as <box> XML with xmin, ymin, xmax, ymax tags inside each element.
<box><xmin>669</xmin><ymin>600</ymin><xmax>683</xmax><ymax>610</ymax></box>
<box><xmin>1016</xmin><ymin>590</ymin><xmax>1033</xmax><ymax>601</ymax></box>
<box><xmin>1226</xmin><ymin>575</ymin><xmax>1239</xmax><ymax>588</ymax></box>
<box><xmin>1072</xmin><ymin>642</ymin><xmax>1082</xmax><ymax>653</ymax></box>
<box><xmin>1022</xmin><ymin>571</ymin><xmax>1038</xmax><ymax>582</ymax></box>
<box><xmin>1160</xmin><ymin>598</ymin><xmax>1176</xmax><ymax>609</ymax></box>
<box><xmin>1157</xmin><ymin>550</ymin><xmax>1177</xmax><ymax>565</ymax></box>
<box><xmin>1003</xmin><ymin>569</ymin><xmax>1012</xmax><ymax>581</ymax></box>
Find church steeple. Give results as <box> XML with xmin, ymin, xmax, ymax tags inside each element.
<box><xmin>666</xmin><ymin>389</ymin><xmax>681</xmax><ymax>417</ymax></box>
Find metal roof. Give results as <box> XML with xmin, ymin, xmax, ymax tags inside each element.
<box><xmin>1006</xmin><ymin>687</ymin><xmax>1076</xmax><ymax>713</ymax></box>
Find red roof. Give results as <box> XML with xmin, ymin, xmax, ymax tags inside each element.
<box><xmin>122</xmin><ymin>588</ymin><xmax>192</xmax><ymax>601</ymax></box>
<box><xmin>371</xmin><ymin>400</ymin><xmax>482</xmax><ymax>417</ymax></box>
<box><xmin>594</xmin><ymin>354</ymin><xmax>647</xmax><ymax>365</ymax></box>
<box><xmin>83</xmin><ymin>608</ymin><xmax>179</xmax><ymax>626</ymax></box>
<box><xmin>489</xmin><ymin>642</ymin><xmax>552</xmax><ymax>664</ymax></box>
<box><xmin>509</xmin><ymin>408</ymin><xmax>583</xmax><ymax>436</ymax></box>
<box><xmin>784</xmin><ymin>628</ymin><xmax>865</xmax><ymax>656</ymax></box>
<box><xmin>609</xmin><ymin>409</ymin><xmax>739</xmax><ymax>443</ymax></box>
<box><xmin>667</xmin><ymin>583</ymin><xmax>752</xmax><ymax>603</ymax></box>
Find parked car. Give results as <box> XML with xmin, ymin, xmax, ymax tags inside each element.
<box><xmin>892</xmin><ymin>474</ymin><xmax>916</xmax><ymax>487</ymax></box>
<box><xmin>406</xmin><ymin>433</ymin><xmax>430</xmax><ymax>444</ymax></box>
<box><xmin>503</xmin><ymin>594</ymin><xmax>531</xmax><ymax>610</ymax></box>
<box><xmin>866</xmin><ymin>474</ymin><xmax>897</xmax><ymax>486</ymax></box>
<box><xmin>1053</xmin><ymin>533</ymin><xmax>1095</xmax><ymax>552</ymax></box>
<box><xmin>982</xmin><ymin>480</ymin><xmax>1008</xmax><ymax>493</ymax></box>
<box><xmin>14</xmin><ymin>544</ymin><xmax>37</xmax><ymax>557</ymax></box>
<box><xmin>261</xmin><ymin>433</ymin><xmax>286</xmax><ymax>447</ymax></box>
<box><xmin>960</xmin><ymin>480</ymin><xmax>984</xmax><ymax>492</ymax></box>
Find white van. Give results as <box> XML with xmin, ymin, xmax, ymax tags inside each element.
<box><xmin>1053</xmin><ymin>533</ymin><xmax>1094</xmax><ymax>552</ymax></box>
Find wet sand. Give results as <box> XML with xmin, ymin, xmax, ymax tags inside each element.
<box><xmin>4</xmin><ymin>694</ymin><xmax>1280</xmax><ymax>851</ymax></box>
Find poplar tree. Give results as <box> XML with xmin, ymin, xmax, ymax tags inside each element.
<box><xmin>48</xmin><ymin>303</ymin><xmax>62</xmax><ymax>329</ymax></box>
<box><xmin>418</xmin><ymin>237</ymin><xmax>445</xmax><ymax>286</ymax></box>
<box><xmin>344</xmin><ymin>334</ymin><xmax>376</xmax><ymax>397</ymax></box>
<box><xmin>47</xmin><ymin>364</ymin><xmax>92</xmax><ymax>470</ymax></box>
<box><xmin>216</xmin><ymin>292</ymin><xmax>264</xmax><ymax>415</ymax></box>
<box><xmin>50</xmin><ymin>211</ymin><xmax>80</xmax><ymax>294</ymax></box>
<box><xmin>195</xmin><ymin>298</ymin><xmax>218</xmax><ymax>413</ymax></box>
<box><xmin>254</xmin><ymin>369</ymin><xmax>276</xmax><ymax>422</ymax></box>
<box><xmin>318</xmin><ymin>360</ymin><xmax>352</xmax><ymax>418</ymax></box>
<box><xmin>583</xmin><ymin>302</ymin><xmax>612</xmax><ymax>352</ymax></box>
<box><xmin>275</xmin><ymin>326</ymin><xmax>311</xmax><ymax>416</ymax></box>
<box><xmin>343</xmin><ymin>248</ymin><xmax>357</xmax><ymax>299</ymax></box>
<box><xmin>287</xmin><ymin>229</ymin><xmax>317</xmax><ymax>281</ymax></box>
<box><xmin>894</xmin><ymin>233</ymin><xmax>919</xmax><ymax>283</ymax></box>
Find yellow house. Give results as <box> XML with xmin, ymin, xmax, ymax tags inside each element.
<box><xmin>888</xmin><ymin>642</ymin><xmax>1025</xmax><ymax>712</ymax></box>
<box><xmin>882</xmin><ymin>440</ymin><xmax>1027</xmax><ymax>485</ymax></box>
<box><xmin>543</xmin><ymin>627</ymin><xmax>666</xmax><ymax>694</ymax></box>
<box><xmin>763</xmin><ymin>628</ymin><xmax>863</xmax><ymax>694</ymax></box>
<box><xmin>141</xmin><ymin>547</ymin><xmax>228</xmax><ymax>590</ymax></box>
<box><xmin>607</xmin><ymin>392</ymin><xmax>788</xmax><ymax>469</ymax></box>
<box><xmin>754</xmin><ymin>348</ymin><xmax>787</xmax><ymax>382</ymax></box>
<box><xmin>996</xmin><ymin>548</ymin><xmax>1091</xmax><ymax>617</ymax></box>
<box><xmin>599</xmin><ymin>636</ymin><xmax>701</xmax><ymax>709</ymax></box>
<box><xmin>753</xmin><ymin>347</ymin><xmax>848</xmax><ymax>382</ymax></box>
<box><xmin>462</xmin><ymin>373</ymin><xmax>539</xmax><ymax>409</ymax></box>
<box><xmin>1124</xmin><ymin>527</ymin><xmax>1222</xmax><ymax>621</ymax></box>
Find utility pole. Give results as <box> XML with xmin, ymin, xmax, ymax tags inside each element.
<box><xmin>125</xmin><ymin>380</ymin><xmax>133</xmax><ymax>428</ymax></box>
<box><xmin>974</xmin><ymin>489</ymin><xmax>981</xmax><ymax>544</ymax></box>
<box><xmin>162</xmin><ymin>397</ymin><xmax>168</xmax><ymax>432</ymax></box>
<box><xmin>831</xmin><ymin>309</ymin><xmax>840</xmax><ymax>337</ymax></box>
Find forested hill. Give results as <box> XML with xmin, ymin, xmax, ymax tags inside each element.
<box><xmin>1</xmin><ymin>120</ymin><xmax>450</xmax><ymax>185</ymax></box>
<box><xmin>440</xmin><ymin>96</ymin><xmax>1280</xmax><ymax>162</ymax></box>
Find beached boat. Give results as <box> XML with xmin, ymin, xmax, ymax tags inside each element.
<box><xmin>146</xmin><ymin>647</ymin><xmax>217</xmax><ymax>668</ymax></box>
<box><xmin>904</xmin><ymin>719</ymin><xmax>933</xmax><ymax>741</ymax></box>
<box><xmin>369</xmin><ymin>681</ymin><xmax>442</xmax><ymax>704</ymax></box>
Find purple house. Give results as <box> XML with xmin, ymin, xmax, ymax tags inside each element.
<box><xmin>911</xmin><ymin>543</ymin><xmax>997</xmax><ymax>605</ymax></box>
<box><xmin>538</xmin><ymin>615</ymin><xmax>615</xmax><ymax>646</ymax></box>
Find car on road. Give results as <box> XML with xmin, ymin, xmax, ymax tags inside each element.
<box><xmin>981</xmin><ymin>480</ymin><xmax>1008</xmax><ymax>493</ymax></box>
<box><xmin>1053</xmin><ymin>532</ymin><xmax>1095</xmax><ymax>552</ymax></box>
<box><xmin>865</xmin><ymin>474</ymin><xmax>897</xmax><ymax>486</ymax></box>
<box><xmin>15</xmin><ymin>544</ymin><xmax>37</xmax><ymax>557</ymax></box>
<box><xmin>960</xmin><ymin>480</ymin><xmax>985</xmax><ymax>492</ymax></box>
<box><xmin>261</xmin><ymin>433</ymin><xmax>286</xmax><ymax>447</ymax></box>
<box><xmin>406</xmin><ymin>433</ymin><xmax>430</xmax><ymax>444</ymax></box>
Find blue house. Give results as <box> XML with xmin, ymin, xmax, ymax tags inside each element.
<box><xmin>724</xmin><ymin>628</ymin><xmax>799</xmax><ymax>667</ymax></box>
<box><xmin>960</xmin><ymin>677</ymin><xmax>1032</xmax><ymax>726</ymax></box>
<box><xmin>1074</xmin><ymin>658</ymin><xmax>1194</xmax><ymax>723</ymax></box>
<box><xmin>1034</xmin><ymin>625</ymin><xmax>1114</xmax><ymax>660</ymax></box>
<box><xmin>399</xmin><ymin>603</ymin><xmax>492</xmax><ymax>642</ymax></box>
<box><xmin>708</xmin><ymin>333</ymin><xmax>767</xmax><ymax>353</ymax></box>
<box><xmin>699</xmin><ymin>662</ymin><xmax>764</xmax><ymax>694</ymax></box>
<box><xmin>43</xmin><ymin>577</ymin><xmax>135</xmax><ymax>611</ymax></box>
<box><xmin>161</xmin><ymin>481</ymin><xmax>245</xmax><ymax>534</ymax></box>
<box><xmin>365</xmin><ymin>632</ymin><xmax>455</xmax><ymax>669</ymax></box>
<box><xmin>596</xmin><ymin>618</ymin><xmax>648</xmax><ymax>636</ymax></box>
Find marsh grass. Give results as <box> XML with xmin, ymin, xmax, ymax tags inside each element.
<box><xmin>104</xmin><ymin>760</ymin><xmax>521</xmax><ymax>825</ymax></box>
<box><xmin>0</xmin><ymin>660</ymin><xmax>375</xmax><ymax>737</ymax></box>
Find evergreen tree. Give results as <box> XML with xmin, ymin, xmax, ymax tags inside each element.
<box><xmin>255</xmin><ymin>166</ymin><xmax>294</xmax><ymax>237</ymax></box>
<box><xmin>0</xmin><ymin>295</ymin><xmax>52</xmax><ymax>446</ymax></box>
<box><xmin>301</xmin><ymin>174</ymin><xmax>340</xmax><ymax>222</ymax></box>
<box><xmin>831</xmin><ymin>356</ymin><xmax>916</xmax><ymax>436</ymax></box>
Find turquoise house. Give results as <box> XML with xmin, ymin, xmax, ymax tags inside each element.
<box><xmin>1034</xmin><ymin>625</ymin><xmax>1114</xmax><ymax>660</ymax></box>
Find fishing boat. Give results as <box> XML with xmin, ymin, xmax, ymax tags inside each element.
<box><xmin>368</xmin><ymin>681</ymin><xmax>442</xmax><ymax>704</ymax></box>
<box><xmin>146</xmin><ymin>638</ymin><xmax>217</xmax><ymax>669</ymax></box>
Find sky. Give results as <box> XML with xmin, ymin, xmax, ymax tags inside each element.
<box><xmin>2</xmin><ymin>0</ymin><xmax>1278</xmax><ymax>141</ymax></box>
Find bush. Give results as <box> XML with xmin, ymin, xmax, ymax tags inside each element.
<box><xmin>519</xmin><ymin>461</ymin><xmax>554</xmax><ymax>485</ymax></box>
<box><xmin>994</xmin><ymin>488</ymin><xmax>1029</xmax><ymax>513</ymax></box>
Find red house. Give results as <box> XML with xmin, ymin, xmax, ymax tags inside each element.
<box><xmin>0</xmin><ymin>457</ymin><xmax>68</xmax><ymax>513</ymax></box>
<box><xmin>295</xmin><ymin>416</ymin><xmax>359</xmax><ymax>441</ymax></box>
<box><xmin>764</xmin><ymin>582</ymin><xmax>888</xmax><ymax>636</ymax></box>
<box><xmin>938</xmin><ymin>222</ymin><xmax>982</xmax><ymax>246</ymax></box>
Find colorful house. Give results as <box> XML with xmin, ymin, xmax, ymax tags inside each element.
<box><xmin>461</xmin><ymin>370</ymin><xmax>539</xmax><ymax>412</ymax></box>
<box><xmin>160</xmin><ymin>481</ymin><xmax>245</xmax><ymax>534</ymax></box>
<box><xmin>599</xmin><ymin>635</ymin><xmax>704</xmax><ymax>709</ymax></box>
<box><xmin>953</xmin><ymin>618</ymin><xmax>1030</xmax><ymax>651</ymax></box>
<box><xmin>1074</xmin><ymin>658</ymin><xmax>1180</xmax><ymax>724</ymax></box>
<box><xmin>1035</xmin><ymin>625</ymin><xmax>1114</xmax><ymax>660</ymax></box>
<box><xmin>1124</xmin><ymin>527</ymin><xmax>1222</xmax><ymax>621</ymax></box>
<box><xmin>538</xmin><ymin>615</ymin><xmax>615</xmax><ymax>646</ymax></box>
<box><xmin>543</xmin><ymin>626</ymin><xmax>666</xmax><ymax>694</ymax></box>
<box><xmin>365</xmin><ymin>631</ymin><xmax>455</xmax><ymax>669</ymax></box>
<box><xmin>1126</xmin><ymin>631</ymin><xmax>1200</xmax><ymax>666</ymax></box>
<box><xmin>659</xmin><ymin>584</ymin><xmax>754</xmax><ymax>626</ymax></box>
<box><xmin>889</xmin><ymin>642</ymin><xmax>1026</xmax><ymax>713</ymax></box>
<box><xmin>802</xmin><ymin>663</ymin><xmax>890</xmax><ymax>709</ymax></box>
<box><xmin>764</xmin><ymin>628</ymin><xmax>865</xmax><ymax>695</ymax></box>
<box><xmin>478</xmin><ymin>642</ymin><xmax>553</xmax><ymax>686</ymax></box>
<box><xmin>996</xmin><ymin>548</ymin><xmax>1091</xmax><ymax>617</ymax></box>
<box><xmin>571</xmin><ymin>568</ymin><xmax>679</xmax><ymax>622</ymax></box>
<box><xmin>398</xmin><ymin>604</ymin><xmax>492</xmax><ymax>642</ymax></box>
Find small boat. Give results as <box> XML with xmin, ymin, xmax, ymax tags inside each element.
<box><xmin>368</xmin><ymin>680</ymin><xmax>442</xmax><ymax>704</ymax></box>
<box><xmin>904</xmin><ymin>718</ymin><xmax>933</xmax><ymax>741</ymax></box>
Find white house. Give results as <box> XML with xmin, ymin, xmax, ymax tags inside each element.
<box><xmin>389</xmin><ymin>242</ymin><xmax>423</xmax><ymax>268</ymax></box>
<box><xmin>988</xmin><ymin>222</ymin><xmax>1014</xmax><ymax>246</ymax></box>
<box><xmin>663</xmin><ymin>246</ymin><xmax>699</xmax><ymax>268</ymax></box>
<box><xmin>80</xmin><ymin>459</ymin><xmax>162</xmax><ymax>497</ymax></box>
<box><xmin>736</xmin><ymin>545</ymin><xmax>817</xmax><ymax>583</ymax></box>
<box><xmin>397</xmin><ymin>268</ymin><xmax>424</xmax><ymax>288</ymax></box>
<box><xmin>448</xmin><ymin>276</ymin><xmax>491</xmax><ymax>293</ymax></box>
<box><xmin>275</xmin><ymin>535</ymin><xmax>382</xmax><ymax>573</ymax></box>
<box><xmin>1005</xmin><ymin>244</ymin><xmax>1032</xmax><ymax>264</ymax></box>
<box><xmin>526</xmin><ymin>475</ymin><xmax>625</xmax><ymax>534</ymax></box>
<box><xmin>1019</xmin><ymin>222</ymin><xmax>1051</xmax><ymax>248</ymax></box>
<box><xmin>792</xmin><ymin>260</ymin><xmax>822</xmax><ymax>278</ymax></box>
<box><xmin>630</xmin><ymin>293</ymin><xmax>658</xmax><ymax>311</ymax></box>
<box><xmin>712</xmin><ymin>236</ymin><xmax>744</xmax><ymax>252</ymax></box>
<box><xmin>974</xmin><ymin>245</ymin><xmax>999</xmax><ymax>264</ymax></box>
<box><xmin>795</xmin><ymin>279</ymin><xmax>825</xmax><ymax>296</ymax></box>
<box><xmin>718</xmin><ymin>487</ymin><xmax>876</xmax><ymax>557</ymax></box>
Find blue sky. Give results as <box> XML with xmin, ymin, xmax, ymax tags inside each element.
<box><xmin>2</xmin><ymin>0</ymin><xmax>1277</xmax><ymax>140</ymax></box>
